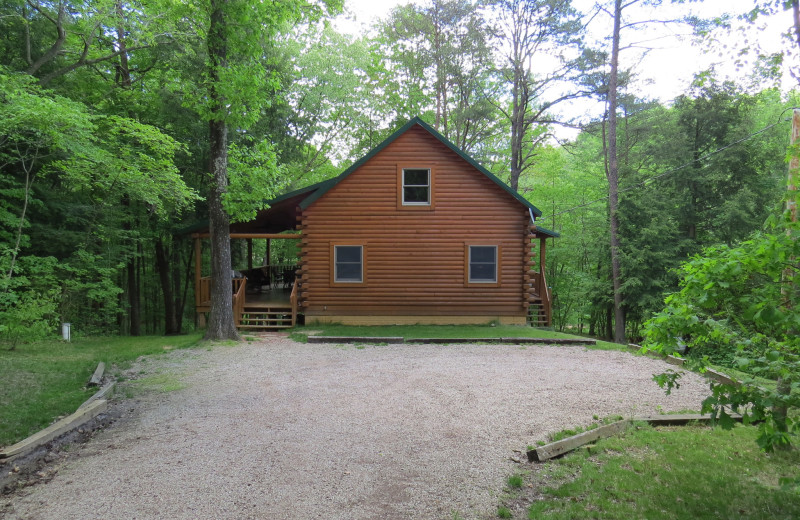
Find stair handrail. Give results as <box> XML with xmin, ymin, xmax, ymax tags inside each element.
<box><xmin>538</xmin><ymin>266</ymin><xmax>552</xmax><ymax>326</ymax></box>
<box><xmin>232</xmin><ymin>277</ymin><xmax>246</xmax><ymax>327</ymax></box>
<box><xmin>290</xmin><ymin>277</ymin><xmax>298</xmax><ymax>327</ymax></box>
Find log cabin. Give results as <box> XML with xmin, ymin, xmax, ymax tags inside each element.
<box><xmin>189</xmin><ymin>117</ymin><xmax>558</xmax><ymax>329</ymax></box>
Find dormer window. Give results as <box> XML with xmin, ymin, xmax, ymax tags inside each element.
<box><xmin>402</xmin><ymin>168</ymin><xmax>431</xmax><ymax>205</ymax></box>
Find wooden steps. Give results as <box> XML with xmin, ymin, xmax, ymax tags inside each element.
<box><xmin>238</xmin><ymin>305</ymin><xmax>293</xmax><ymax>330</ymax></box>
<box><xmin>527</xmin><ymin>299</ymin><xmax>549</xmax><ymax>327</ymax></box>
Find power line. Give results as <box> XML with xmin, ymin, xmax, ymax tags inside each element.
<box><xmin>540</xmin><ymin>111</ymin><xmax>794</xmax><ymax>221</ymax></box>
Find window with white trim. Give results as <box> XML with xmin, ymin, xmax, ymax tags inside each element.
<box><xmin>334</xmin><ymin>245</ymin><xmax>363</xmax><ymax>283</ymax></box>
<box><xmin>402</xmin><ymin>168</ymin><xmax>431</xmax><ymax>205</ymax></box>
<box><xmin>468</xmin><ymin>245</ymin><xmax>497</xmax><ymax>283</ymax></box>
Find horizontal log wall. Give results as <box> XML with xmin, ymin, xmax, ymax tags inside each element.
<box><xmin>300</xmin><ymin>125</ymin><xmax>529</xmax><ymax>321</ymax></box>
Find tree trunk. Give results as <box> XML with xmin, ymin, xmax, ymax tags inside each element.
<box><xmin>606</xmin><ymin>0</ymin><xmax>626</xmax><ymax>344</ymax></box>
<box><xmin>509</xmin><ymin>60</ymin><xmax>526</xmax><ymax>192</ymax></box>
<box><xmin>155</xmin><ymin>237</ymin><xmax>180</xmax><ymax>335</ymax></box>
<box><xmin>115</xmin><ymin>1</ymin><xmax>131</xmax><ymax>88</ymax></box>
<box><xmin>204</xmin><ymin>0</ymin><xmax>240</xmax><ymax>341</ymax></box>
<box><xmin>127</xmin><ymin>257</ymin><xmax>140</xmax><ymax>336</ymax></box>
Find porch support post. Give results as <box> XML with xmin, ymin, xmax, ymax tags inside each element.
<box><xmin>266</xmin><ymin>239</ymin><xmax>271</xmax><ymax>266</ymax></box>
<box><xmin>539</xmin><ymin>237</ymin><xmax>546</xmax><ymax>275</ymax></box>
<box><xmin>247</xmin><ymin>238</ymin><xmax>253</xmax><ymax>270</ymax></box>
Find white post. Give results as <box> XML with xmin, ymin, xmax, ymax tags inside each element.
<box><xmin>61</xmin><ymin>323</ymin><xmax>71</xmax><ymax>342</ymax></box>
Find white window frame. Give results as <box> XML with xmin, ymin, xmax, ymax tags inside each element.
<box><xmin>401</xmin><ymin>168</ymin><xmax>431</xmax><ymax>206</ymax></box>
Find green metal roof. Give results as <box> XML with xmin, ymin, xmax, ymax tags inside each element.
<box><xmin>299</xmin><ymin>116</ymin><xmax>543</xmax><ymax>217</ymax></box>
<box><xmin>534</xmin><ymin>225</ymin><xmax>560</xmax><ymax>238</ymax></box>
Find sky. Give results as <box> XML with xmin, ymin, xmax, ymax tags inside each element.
<box><xmin>333</xmin><ymin>0</ymin><xmax>793</xmax><ymax>126</ymax></box>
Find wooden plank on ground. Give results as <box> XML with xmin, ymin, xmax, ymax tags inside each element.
<box><xmin>528</xmin><ymin>420</ymin><xmax>631</xmax><ymax>462</ymax></box>
<box><xmin>306</xmin><ymin>336</ymin><xmax>405</xmax><ymax>344</ymax></box>
<box><xmin>79</xmin><ymin>382</ymin><xmax>115</xmax><ymax>410</ymax></box>
<box><xmin>88</xmin><ymin>362</ymin><xmax>105</xmax><ymax>387</ymax></box>
<box><xmin>704</xmin><ymin>368</ymin><xmax>738</xmax><ymax>386</ymax></box>
<box><xmin>502</xmin><ymin>337</ymin><xmax>596</xmax><ymax>345</ymax></box>
<box><xmin>0</xmin><ymin>399</ymin><xmax>107</xmax><ymax>460</ymax></box>
<box><xmin>636</xmin><ymin>413</ymin><xmax>743</xmax><ymax>426</ymax></box>
<box><xmin>528</xmin><ymin>414</ymin><xmax>745</xmax><ymax>463</ymax></box>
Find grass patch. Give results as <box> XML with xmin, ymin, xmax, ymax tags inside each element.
<box><xmin>507</xmin><ymin>474</ymin><xmax>525</xmax><ymax>488</ymax></box>
<box><xmin>130</xmin><ymin>372</ymin><xmax>188</xmax><ymax>393</ymax></box>
<box><xmin>524</xmin><ymin>423</ymin><xmax>800</xmax><ymax>519</ymax></box>
<box><xmin>291</xmin><ymin>324</ymin><xmax>622</xmax><ymax>350</ymax></box>
<box><xmin>0</xmin><ymin>333</ymin><xmax>203</xmax><ymax>447</ymax></box>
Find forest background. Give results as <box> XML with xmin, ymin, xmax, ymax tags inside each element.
<box><xmin>0</xmin><ymin>0</ymin><xmax>797</xmax><ymax>347</ymax></box>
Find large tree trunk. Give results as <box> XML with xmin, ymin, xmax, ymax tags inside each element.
<box><xmin>607</xmin><ymin>0</ymin><xmax>626</xmax><ymax>344</ymax></box>
<box><xmin>204</xmin><ymin>0</ymin><xmax>240</xmax><ymax>341</ymax></box>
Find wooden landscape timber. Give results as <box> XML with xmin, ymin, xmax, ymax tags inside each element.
<box><xmin>528</xmin><ymin>413</ymin><xmax>744</xmax><ymax>462</ymax></box>
<box><xmin>628</xmin><ymin>343</ymin><xmax>739</xmax><ymax>386</ymax></box>
<box><xmin>88</xmin><ymin>362</ymin><xmax>105</xmax><ymax>387</ymax></box>
<box><xmin>304</xmin><ymin>336</ymin><xmax>595</xmax><ymax>346</ymax></box>
<box><xmin>0</xmin><ymin>400</ymin><xmax>107</xmax><ymax>461</ymax></box>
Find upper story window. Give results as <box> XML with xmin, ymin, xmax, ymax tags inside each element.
<box><xmin>402</xmin><ymin>168</ymin><xmax>431</xmax><ymax>206</ymax></box>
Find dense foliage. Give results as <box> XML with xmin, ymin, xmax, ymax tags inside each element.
<box><xmin>0</xmin><ymin>0</ymin><xmax>796</xmax><ymax>352</ymax></box>
<box><xmin>644</xmin><ymin>217</ymin><xmax>799</xmax><ymax>450</ymax></box>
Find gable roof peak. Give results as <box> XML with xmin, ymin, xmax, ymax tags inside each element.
<box><xmin>299</xmin><ymin>116</ymin><xmax>542</xmax><ymax>217</ymax></box>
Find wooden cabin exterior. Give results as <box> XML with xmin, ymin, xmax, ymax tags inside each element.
<box><xmin>188</xmin><ymin>117</ymin><xmax>557</xmax><ymax>328</ymax></box>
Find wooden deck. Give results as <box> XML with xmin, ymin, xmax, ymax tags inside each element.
<box><xmin>245</xmin><ymin>288</ymin><xmax>292</xmax><ymax>308</ymax></box>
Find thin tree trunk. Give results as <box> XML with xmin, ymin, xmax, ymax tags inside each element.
<box><xmin>606</xmin><ymin>0</ymin><xmax>626</xmax><ymax>344</ymax></box>
<box><xmin>115</xmin><ymin>1</ymin><xmax>131</xmax><ymax>88</ymax></box>
<box><xmin>205</xmin><ymin>0</ymin><xmax>240</xmax><ymax>341</ymax></box>
<box><xmin>155</xmin><ymin>237</ymin><xmax>179</xmax><ymax>335</ymax></box>
<box><xmin>127</xmin><ymin>257</ymin><xmax>140</xmax><ymax>335</ymax></box>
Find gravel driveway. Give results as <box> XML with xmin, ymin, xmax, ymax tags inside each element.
<box><xmin>5</xmin><ymin>338</ymin><xmax>710</xmax><ymax>519</ymax></box>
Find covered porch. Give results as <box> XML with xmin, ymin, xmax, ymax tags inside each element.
<box><xmin>189</xmin><ymin>185</ymin><xmax>315</xmax><ymax>330</ymax></box>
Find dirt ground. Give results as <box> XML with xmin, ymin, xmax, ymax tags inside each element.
<box><xmin>1</xmin><ymin>338</ymin><xmax>711</xmax><ymax>519</ymax></box>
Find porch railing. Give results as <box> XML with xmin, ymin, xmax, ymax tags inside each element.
<box><xmin>290</xmin><ymin>277</ymin><xmax>298</xmax><ymax>327</ymax></box>
<box><xmin>529</xmin><ymin>269</ymin><xmax>552</xmax><ymax>326</ymax></box>
<box><xmin>232</xmin><ymin>277</ymin><xmax>246</xmax><ymax>325</ymax></box>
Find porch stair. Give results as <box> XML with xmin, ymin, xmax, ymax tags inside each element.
<box><xmin>527</xmin><ymin>298</ymin><xmax>549</xmax><ymax>327</ymax></box>
<box><xmin>238</xmin><ymin>305</ymin><xmax>293</xmax><ymax>330</ymax></box>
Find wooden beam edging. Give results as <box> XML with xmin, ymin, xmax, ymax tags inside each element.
<box><xmin>407</xmin><ymin>337</ymin><xmax>596</xmax><ymax>345</ymax></box>
<box><xmin>79</xmin><ymin>381</ymin><xmax>115</xmax><ymax>410</ymax></box>
<box><xmin>527</xmin><ymin>413</ymin><xmax>744</xmax><ymax>463</ymax></box>
<box><xmin>305</xmin><ymin>336</ymin><xmax>597</xmax><ymax>346</ymax></box>
<box><xmin>307</xmin><ymin>336</ymin><xmax>405</xmax><ymax>344</ymax></box>
<box><xmin>88</xmin><ymin>361</ymin><xmax>105</xmax><ymax>387</ymax></box>
<box><xmin>627</xmin><ymin>343</ymin><xmax>738</xmax><ymax>386</ymax></box>
<box><xmin>0</xmin><ymin>399</ymin><xmax>107</xmax><ymax>461</ymax></box>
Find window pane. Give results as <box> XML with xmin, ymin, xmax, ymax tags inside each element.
<box><xmin>336</xmin><ymin>246</ymin><xmax>361</xmax><ymax>263</ymax></box>
<box><xmin>336</xmin><ymin>263</ymin><xmax>362</xmax><ymax>282</ymax></box>
<box><xmin>403</xmin><ymin>169</ymin><xmax>429</xmax><ymax>186</ymax></box>
<box><xmin>470</xmin><ymin>263</ymin><xmax>496</xmax><ymax>282</ymax></box>
<box><xmin>404</xmin><ymin>186</ymin><xmax>429</xmax><ymax>203</ymax></box>
<box><xmin>335</xmin><ymin>246</ymin><xmax>362</xmax><ymax>282</ymax></box>
<box><xmin>471</xmin><ymin>246</ymin><xmax>496</xmax><ymax>263</ymax></box>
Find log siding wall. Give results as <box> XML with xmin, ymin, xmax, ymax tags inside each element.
<box><xmin>299</xmin><ymin>125</ymin><xmax>529</xmax><ymax>322</ymax></box>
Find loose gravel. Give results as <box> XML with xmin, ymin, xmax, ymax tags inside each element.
<box><xmin>4</xmin><ymin>338</ymin><xmax>710</xmax><ymax>519</ymax></box>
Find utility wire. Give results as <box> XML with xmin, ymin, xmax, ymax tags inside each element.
<box><xmin>539</xmin><ymin>111</ymin><xmax>795</xmax><ymax>221</ymax></box>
